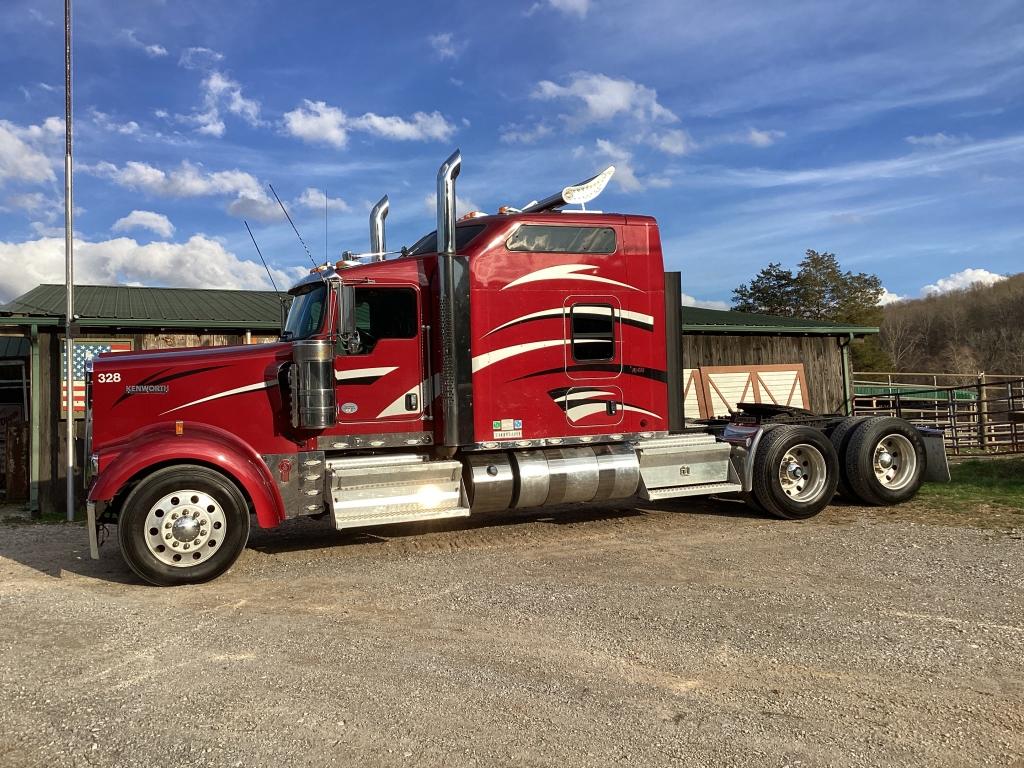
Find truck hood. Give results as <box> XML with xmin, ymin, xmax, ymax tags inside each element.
<box><xmin>91</xmin><ymin>341</ymin><xmax>291</xmax><ymax>371</ymax></box>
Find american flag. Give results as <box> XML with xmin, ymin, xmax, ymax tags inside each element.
<box><xmin>61</xmin><ymin>340</ymin><xmax>133</xmax><ymax>417</ymax></box>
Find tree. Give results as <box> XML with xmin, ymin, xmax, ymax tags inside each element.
<box><xmin>732</xmin><ymin>250</ymin><xmax>889</xmax><ymax>369</ymax></box>
<box><xmin>732</xmin><ymin>262</ymin><xmax>799</xmax><ymax>316</ymax></box>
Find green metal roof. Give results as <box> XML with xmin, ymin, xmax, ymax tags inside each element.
<box><xmin>0</xmin><ymin>284</ymin><xmax>288</xmax><ymax>331</ymax></box>
<box><xmin>0</xmin><ymin>336</ymin><xmax>29</xmax><ymax>358</ymax></box>
<box><xmin>681</xmin><ymin>306</ymin><xmax>878</xmax><ymax>336</ymax></box>
<box><xmin>0</xmin><ymin>284</ymin><xmax>876</xmax><ymax>337</ymax></box>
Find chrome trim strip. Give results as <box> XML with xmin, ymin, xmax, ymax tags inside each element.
<box><xmin>318</xmin><ymin>431</ymin><xmax>434</xmax><ymax>450</ymax></box>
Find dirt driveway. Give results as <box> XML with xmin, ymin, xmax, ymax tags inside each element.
<box><xmin>1</xmin><ymin>498</ymin><xmax>1022</xmax><ymax>768</ymax></box>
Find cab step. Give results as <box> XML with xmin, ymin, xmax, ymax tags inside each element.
<box><xmin>641</xmin><ymin>481</ymin><xmax>744</xmax><ymax>501</ymax></box>
<box><xmin>326</xmin><ymin>454</ymin><xmax>469</xmax><ymax>530</ymax></box>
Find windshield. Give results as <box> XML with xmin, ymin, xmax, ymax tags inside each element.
<box><xmin>282</xmin><ymin>284</ymin><xmax>327</xmax><ymax>340</ymax></box>
<box><xmin>406</xmin><ymin>224</ymin><xmax>486</xmax><ymax>256</ymax></box>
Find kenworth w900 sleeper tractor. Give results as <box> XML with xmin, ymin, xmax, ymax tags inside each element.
<box><xmin>84</xmin><ymin>151</ymin><xmax>948</xmax><ymax>585</ymax></box>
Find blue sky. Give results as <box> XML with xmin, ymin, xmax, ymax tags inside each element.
<box><xmin>0</xmin><ymin>0</ymin><xmax>1021</xmax><ymax>307</ymax></box>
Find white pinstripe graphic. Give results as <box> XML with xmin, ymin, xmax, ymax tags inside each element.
<box><xmin>484</xmin><ymin>307</ymin><xmax>654</xmax><ymax>336</ymax></box>
<box><xmin>502</xmin><ymin>264</ymin><xmax>640</xmax><ymax>291</ymax></box>
<box><xmin>160</xmin><ymin>381</ymin><xmax>273</xmax><ymax>415</ymax></box>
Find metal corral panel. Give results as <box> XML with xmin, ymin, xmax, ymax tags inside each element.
<box><xmin>327</xmin><ymin>457</ymin><xmax>468</xmax><ymax>529</ymax></box>
<box><xmin>634</xmin><ymin>434</ymin><xmax>736</xmax><ymax>500</ymax></box>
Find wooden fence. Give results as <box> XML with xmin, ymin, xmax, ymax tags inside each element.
<box><xmin>853</xmin><ymin>372</ymin><xmax>1024</xmax><ymax>455</ymax></box>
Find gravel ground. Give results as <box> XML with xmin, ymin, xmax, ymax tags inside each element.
<box><xmin>0</xmin><ymin>498</ymin><xmax>1022</xmax><ymax>768</ymax></box>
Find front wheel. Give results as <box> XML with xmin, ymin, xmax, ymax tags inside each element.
<box><xmin>751</xmin><ymin>425</ymin><xmax>839</xmax><ymax>520</ymax></box>
<box><xmin>117</xmin><ymin>465</ymin><xmax>250</xmax><ymax>586</ymax></box>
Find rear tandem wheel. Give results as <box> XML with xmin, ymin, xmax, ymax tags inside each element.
<box><xmin>750</xmin><ymin>425</ymin><xmax>840</xmax><ymax>520</ymax></box>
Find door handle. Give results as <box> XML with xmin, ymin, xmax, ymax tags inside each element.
<box><xmin>606</xmin><ymin>400</ymin><xmax>618</xmax><ymax>416</ymax></box>
<box><xmin>405</xmin><ymin>392</ymin><xmax>419</xmax><ymax>411</ymax></box>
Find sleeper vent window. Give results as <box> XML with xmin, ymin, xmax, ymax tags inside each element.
<box><xmin>571</xmin><ymin>304</ymin><xmax>616</xmax><ymax>361</ymax></box>
<box><xmin>506</xmin><ymin>225</ymin><xmax>616</xmax><ymax>254</ymax></box>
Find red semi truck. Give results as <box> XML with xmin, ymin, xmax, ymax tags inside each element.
<box><xmin>84</xmin><ymin>151</ymin><xmax>948</xmax><ymax>585</ymax></box>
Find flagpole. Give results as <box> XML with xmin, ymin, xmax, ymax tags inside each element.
<box><xmin>64</xmin><ymin>0</ymin><xmax>75</xmax><ymax>522</ymax></box>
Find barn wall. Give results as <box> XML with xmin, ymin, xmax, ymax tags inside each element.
<box><xmin>682</xmin><ymin>334</ymin><xmax>847</xmax><ymax>414</ymax></box>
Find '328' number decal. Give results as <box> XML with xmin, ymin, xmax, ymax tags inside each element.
<box><xmin>96</xmin><ymin>372</ymin><xmax>121</xmax><ymax>383</ymax></box>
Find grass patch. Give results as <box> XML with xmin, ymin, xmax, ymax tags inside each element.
<box><xmin>917</xmin><ymin>457</ymin><xmax>1024</xmax><ymax>512</ymax></box>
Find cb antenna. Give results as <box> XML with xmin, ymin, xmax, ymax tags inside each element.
<box><xmin>269</xmin><ymin>183</ymin><xmax>318</xmax><ymax>271</ymax></box>
<box><xmin>244</xmin><ymin>220</ymin><xmax>281</xmax><ymax>294</ymax></box>
<box><xmin>245</xmin><ymin>220</ymin><xmax>289</xmax><ymax>334</ymax></box>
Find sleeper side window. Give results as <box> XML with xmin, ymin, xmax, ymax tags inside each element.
<box><xmin>506</xmin><ymin>225</ymin><xmax>616</xmax><ymax>254</ymax></box>
<box><xmin>571</xmin><ymin>304</ymin><xmax>616</xmax><ymax>361</ymax></box>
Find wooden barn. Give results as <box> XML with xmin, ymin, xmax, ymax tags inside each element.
<box><xmin>680</xmin><ymin>306</ymin><xmax>877</xmax><ymax>419</ymax></box>
<box><xmin>0</xmin><ymin>284</ymin><xmax>878</xmax><ymax>516</ymax></box>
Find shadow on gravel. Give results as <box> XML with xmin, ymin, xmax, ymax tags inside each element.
<box><xmin>247</xmin><ymin>495</ymin><xmax>775</xmax><ymax>556</ymax></box>
<box><xmin>0</xmin><ymin>522</ymin><xmax>139</xmax><ymax>585</ymax></box>
<box><xmin>2</xmin><ymin>495</ymin><xmax>777</xmax><ymax>584</ymax></box>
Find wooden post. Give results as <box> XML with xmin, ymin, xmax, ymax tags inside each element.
<box><xmin>977</xmin><ymin>373</ymin><xmax>988</xmax><ymax>451</ymax></box>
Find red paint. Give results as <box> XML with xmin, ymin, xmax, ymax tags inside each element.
<box><xmin>89</xmin><ymin>421</ymin><xmax>286</xmax><ymax>528</ymax></box>
<box><xmin>87</xmin><ymin>212</ymin><xmax>671</xmax><ymax>525</ymax></box>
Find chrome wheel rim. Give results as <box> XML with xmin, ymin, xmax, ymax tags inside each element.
<box><xmin>143</xmin><ymin>490</ymin><xmax>226</xmax><ymax>568</ymax></box>
<box><xmin>778</xmin><ymin>443</ymin><xmax>828</xmax><ymax>502</ymax></box>
<box><xmin>873</xmin><ymin>434</ymin><xmax>916</xmax><ymax>490</ymax></box>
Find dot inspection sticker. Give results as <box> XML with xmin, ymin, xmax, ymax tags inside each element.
<box><xmin>492</xmin><ymin>417</ymin><xmax>523</xmax><ymax>439</ymax></box>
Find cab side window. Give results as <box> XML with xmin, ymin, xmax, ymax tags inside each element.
<box><xmin>570</xmin><ymin>304</ymin><xmax>616</xmax><ymax>361</ymax></box>
<box><xmin>352</xmin><ymin>288</ymin><xmax>418</xmax><ymax>354</ymax></box>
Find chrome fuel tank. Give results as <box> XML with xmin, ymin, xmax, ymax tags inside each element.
<box><xmin>464</xmin><ymin>444</ymin><xmax>640</xmax><ymax>513</ymax></box>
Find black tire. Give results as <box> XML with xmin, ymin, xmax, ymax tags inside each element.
<box><xmin>117</xmin><ymin>464</ymin><xmax>250</xmax><ymax>586</ymax></box>
<box><xmin>828</xmin><ymin>416</ymin><xmax>870</xmax><ymax>499</ymax></box>
<box><xmin>751</xmin><ymin>425</ymin><xmax>839</xmax><ymax>520</ymax></box>
<box><xmin>844</xmin><ymin>417</ymin><xmax>926</xmax><ymax>506</ymax></box>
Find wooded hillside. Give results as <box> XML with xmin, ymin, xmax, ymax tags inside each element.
<box><xmin>880</xmin><ymin>273</ymin><xmax>1024</xmax><ymax>374</ymax></box>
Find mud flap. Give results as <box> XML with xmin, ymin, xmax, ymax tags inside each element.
<box><xmin>86</xmin><ymin>501</ymin><xmax>100</xmax><ymax>559</ymax></box>
<box><xmin>919</xmin><ymin>427</ymin><xmax>951</xmax><ymax>483</ymax></box>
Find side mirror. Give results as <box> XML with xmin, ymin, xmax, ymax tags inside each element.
<box><xmin>339</xmin><ymin>284</ymin><xmax>356</xmax><ymax>335</ymax></box>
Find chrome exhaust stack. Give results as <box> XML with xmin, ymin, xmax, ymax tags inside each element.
<box><xmin>435</xmin><ymin>150</ymin><xmax>473</xmax><ymax>448</ymax></box>
<box><xmin>369</xmin><ymin>195</ymin><xmax>389</xmax><ymax>261</ymax></box>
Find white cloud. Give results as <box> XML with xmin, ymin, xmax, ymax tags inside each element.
<box><xmin>878</xmin><ymin>287</ymin><xmax>907</xmax><ymax>305</ymax></box>
<box><xmin>112</xmin><ymin>210</ymin><xmax>175</xmax><ymax>238</ymax></box>
<box><xmin>429</xmin><ymin>32</ymin><xmax>463</xmax><ymax>60</ymax></box>
<box><xmin>88</xmin><ymin>160</ymin><xmax>264</xmax><ymax>200</ymax></box>
<box><xmin>284</xmin><ymin>100</ymin><xmax>456</xmax><ymax>146</ymax></box>
<box><xmin>4</xmin><ymin>192</ymin><xmax>49</xmax><ymax>213</ymax></box>
<box><xmin>0</xmin><ymin>236</ymin><xmax>294</xmax><ymax>303</ymax></box>
<box><xmin>0</xmin><ymin>120</ymin><xmax>57</xmax><ymax>187</ymax></box>
<box><xmin>922</xmin><ymin>268</ymin><xmax>1006</xmax><ymax>295</ymax></box>
<box><xmin>905</xmin><ymin>132</ymin><xmax>966</xmax><ymax>147</ymax></box>
<box><xmin>179</xmin><ymin>47</ymin><xmax>224</xmax><ymax>70</ymax></box>
<box><xmin>185</xmin><ymin>71</ymin><xmax>261</xmax><ymax>137</ymax></box>
<box><xmin>122</xmin><ymin>29</ymin><xmax>168</xmax><ymax>58</ymax></box>
<box><xmin>90</xmin><ymin>109</ymin><xmax>140</xmax><ymax>136</ymax></box>
<box><xmin>533</xmin><ymin>72</ymin><xmax>678</xmax><ymax>126</ymax></box>
<box><xmin>682</xmin><ymin>293</ymin><xmax>730</xmax><ymax>311</ymax></box>
<box><xmin>283</xmin><ymin>100</ymin><xmax>349</xmax><ymax>147</ymax></box>
<box><xmin>500</xmin><ymin>123</ymin><xmax>553</xmax><ymax>145</ymax></box>
<box><xmin>646</xmin><ymin>128</ymin><xmax>696</xmax><ymax>156</ymax></box>
<box><xmin>350</xmin><ymin>111</ymin><xmax>455</xmax><ymax>141</ymax></box>
<box><xmin>742</xmin><ymin>128</ymin><xmax>785</xmax><ymax>147</ymax></box>
<box><xmin>699</xmin><ymin>134</ymin><xmax>1024</xmax><ymax>189</ymax></box>
<box><xmin>527</xmin><ymin>0</ymin><xmax>590</xmax><ymax>17</ymax></box>
<box><xmin>595</xmin><ymin>139</ymin><xmax>643</xmax><ymax>192</ymax></box>
<box><xmin>296</xmin><ymin>188</ymin><xmax>350</xmax><ymax>213</ymax></box>
<box><xmin>423</xmin><ymin>192</ymin><xmax>483</xmax><ymax>217</ymax></box>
